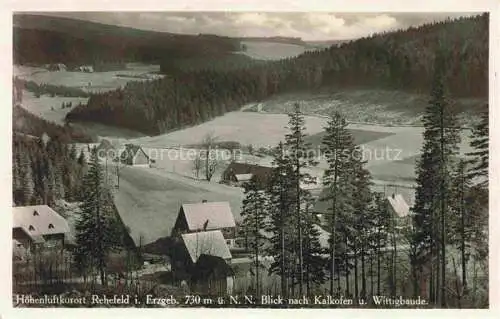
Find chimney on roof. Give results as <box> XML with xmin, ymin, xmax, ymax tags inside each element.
<box><xmin>392</xmin><ymin>193</ymin><xmax>395</xmax><ymax>199</ymax></box>
<box><xmin>202</xmin><ymin>199</ymin><xmax>207</xmax><ymax>203</ymax></box>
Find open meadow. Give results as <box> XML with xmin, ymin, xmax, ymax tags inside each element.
<box><xmin>14</xmin><ymin>63</ymin><xmax>163</xmax><ymax>94</ymax></box>
<box><xmin>238</xmin><ymin>41</ymin><xmax>313</xmax><ymax>60</ymax></box>
<box><xmin>19</xmin><ymin>90</ymin><xmax>88</xmax><ymax>125</ymax></box>
<box><xmin>111</xmin><ymin>165</ymin><xmax>244</xmax><ymax>245</ymax></box>
<box><xmin>128</xmin><ymin>110</ymin><xmax>474</xmax><ymax>183</ymax></box>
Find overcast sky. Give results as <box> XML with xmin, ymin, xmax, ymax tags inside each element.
<box><xmin>38</xmin><ymin>12</ymin><xmax>477</xmax><ymax>41</ymax></box>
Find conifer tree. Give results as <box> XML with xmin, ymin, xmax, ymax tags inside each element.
<box><xmin>266</xmin><ymin>141</ymin><xmax>295</xmax><ymax>297</ymax></box>
<box><xmin>20</xmin><ymin>151</ymin><xmax>34</xmax><ymax>205</ymax></box>
<box><xmin>284</xmin><ymin>102</ymin><xmax>321</xmax><ymax>295</ymax></box>
<box><xmin>412</xmin><ymin>48</ymin><xmax>461</xmax><ymax>306</ymax></box>
<box><xmin>350</xmin><ymin>147</ymin><xmax>373</xmax><ymax>298</ymax></box>
<box><xmin>450</xmin><ymin>159</ymin><xmax>472</xmax><ymax>294</ymax></box>
<box><xmin>467</xmin><ymin>107</ymin><xmax>488</xmax><ymax>187</ymax></box>
<box><xmin>241</xmin><ymin>177</ymin><xmax>268</xmax><ymax>296</ymax></box>
<box><xmin>321</xmin><ymin>111</ymin><xmax>356</xmax><ymax>294</ymax></box>
<box><xmin>74</xmin><ymin>147</ymin><xmax>122</xmax><ymax>286</ymax></box>
<box><xmin>369</xmin><ymin>192</ymin><xmax>391</xmax><ymax>295</ymax></box>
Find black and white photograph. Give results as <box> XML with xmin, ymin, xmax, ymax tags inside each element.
<box><xmin>8</xmin><ymin>5</ymin><xmax>494</xmax><ymax>310</ymax></box>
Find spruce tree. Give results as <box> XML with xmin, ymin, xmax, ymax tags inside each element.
<box><xmin>350</xmin><ymin>147</ymin><xmax>373</xmax><ymax>298</ymax></box>
<box><xmin>450</xmin><ymin>159</ymin><xmax>472</xmax><ymax>295</ymax></box>
<box><xmin>74</xmin><ymin>147</ymin><xmax>122</xmax><ymax>287</ymax></box>
<box><xmin>266</xmin><ymin>141</ymin><xmax>295</xmax><ymax>297</ymax></box>
<box><xmin>241</xmin><ymin>177</ymin><xmax>268</xmax><ymax>296</ymax></box>
<box><xmin>369</xmin><ymin>192</ymin><xmax>391</xmax><ymax>295</ymax></box>
<box><xmin>467</xmin><ymin>107</ymin><xmax>488</xmax><ymax>188</ymax></box>
<box><xmin>284</xmin><ymin>102</ymin><xmax>322</xmax><ymax>295</ymax></box>
<box><xmin>412</xmin><ymin>48</ymin><xmax>461</xmax><ymax>306</ymax></box>
<box><xmin>321</xmin><ymin>111</ymin><xmax>356</xmax><ymax>294</ymax></box>
<box><xmin>20</xmin><ymin>151</ymin><xmax>34</xmax><ymax>205</ymax></box>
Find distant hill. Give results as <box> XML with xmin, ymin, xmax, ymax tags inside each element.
<box><xmin>239</xmin><ymin>36</ymin><xmax>307</xmax><ymax>46</ymax></box>
<box><xmin>305</xmin><ymin>39</ymin><xmax>354</xmax><ymax>49</ymax></box>
<box><xmin>28</xmin><ymin>13</ymin><xmax>488</xmax><ymax>136</ymax></box>
<box><xmin>13</xmin><ymin>14</ymin><xmax>242</xmax><ymax>65</ymax></box>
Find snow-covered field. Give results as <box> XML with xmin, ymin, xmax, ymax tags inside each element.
<box><xmin>19</xmin><ymin>90</ymin><xmax>89</xmax><ymax>125</ymax></box>
<box><xmin>112</xmin><ymin>166</ymin><xmax>245</xmax><ymax>245</ymax></box>
<box><xmin>238</xmin><ymin>41</ymin><xmax>313</xmax><ymax>60</ymax></box>
<box><xmin>14</xmin><ymin>63</ymin><xmax>163</xmax><ymax>93</ymax></box>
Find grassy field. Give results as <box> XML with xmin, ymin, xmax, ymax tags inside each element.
<box><xmin>131</xmin><ymin>111</ymin><xmax>328</xmax><ymax>148</ymax></box>
<box><xmin>305</xmin><ymin>129</ymin><xmax>395</xmax><ymax>149</ymax></box>
<box><xmin>19</xmin><ymin>90</ymin><xmax>89</xmax><ymax>125</ymax></box>
<box><xmin>128</xmin><ymin>110</ymin><xmax>473</xmax><ymax>187</ymax></box>
<box><xmin>14</xmin><ymin>63</ymin><xmax>163</xmax><ymax>94</ymax></box>
<box><xmin>111</xmin><ymin>165</ymin><xmax>244</xmax><ymax>245</ymax></box>
<box><xmin>238</xmin><ymin>41</ymin><xmax>313</xmax><ymax>60</ymax></box>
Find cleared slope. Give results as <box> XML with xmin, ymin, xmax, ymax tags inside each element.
<box><xmin>113</xmin><ymin>166</ymin><xmax>244</xmax><ymax>245</ymax></box>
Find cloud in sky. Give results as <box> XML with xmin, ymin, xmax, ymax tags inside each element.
<box><xmin>37</xmin><ymin>12</ymin><xmax>477</xmax><ymax>41</ymax></box>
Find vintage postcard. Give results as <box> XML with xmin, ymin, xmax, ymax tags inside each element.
<box><xmin>5</xmin><ymin>2</ymin><xmax>497</xmax><ymax>313</ymax></box>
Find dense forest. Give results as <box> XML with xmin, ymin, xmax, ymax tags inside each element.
<box><xmin>13</xmin><ymin>14</ymin><xmax>242</xmax><ymax>65</ymax></box>
<box><xmin>65</xmin><ymin>14</ymin><xmax>488</xmax><ymax>135</ymax></box>
<box><xmin>12</xmin><ymin>133</ymin><xmax>88</xmax><ymax>206</ymax></box>
<box><xmin>13</xmin><ymin>105</ymin><xmax>93</xmax><ymax>143</ymax></box>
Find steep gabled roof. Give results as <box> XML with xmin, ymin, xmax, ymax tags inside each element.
<box><xmin>181</xmin><ymin>230</ymin><xmax>232</xmax><ymax>263</ymax></box>
<box><xmin>13</xmin><ymin>205</ymin><xmax>70</xmax><ymax>238</ymax></box>
<box><xmin>387</xmin><ymin>194</ymin><xmax>410</xmax><ymax>218</ymax></box>
<box><xmin>181</xmin><ymin>201</ymin><xmax>236</xmax><ymax>231</ymax></box>
<box><xmin>120</xmin><ymin>144</ymin><xmax>150</xmax><ymax>161</ymax></box>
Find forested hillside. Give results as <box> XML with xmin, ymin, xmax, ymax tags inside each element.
<box><xmin>12</xmin><ymin>133</ymin><xmax>88</xmax><ymax>206</ymax></box>
<box><xmin>64</xmin><ymin>14</ymin><xmax>488</xmax><ymax>135</ymax></box>
<box><xmin>13</xmin><ymin>105</ymin><xmax>93</xmax><ymax>143</ymax></box>
<box><xmin>13</xmin><ymin>14</ymin><xmax>242</xmax><ymax>65</ymax></box>
<box><xmin>295</xmin><ymin>14</ymin><xmax>488</xmax><ymax>97</ymax></box>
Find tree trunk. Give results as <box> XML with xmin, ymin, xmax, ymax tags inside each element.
<box><xmin>376</xmin><ymin>232</ymin><xmax>381</xmax><ymax>295</ymax></box>
<box><xmin>361</xmin><ymin>247</ymin><xmax>366</xmax><ymax>298</ymax></box>
<box><xmin>439</xmin><ymin>99</ymin><xmax>446</xmax><ymax>307</ymax></box>
<box><xmin>330</xmin><ymin>208</ymin><xmax>337</xmax><ymax>295</ymax></box>
<box><xmin>370</xmin><ymin>255</ymin><xmax>374</xmax><ymax>296</ymax></box>
<box><xmin>354</xmin><ymin>249</ymin><xmax>359</xmax><ymax>300</ymax></box>
<box><xmin>255</xmin><ymin>212</ymin><xmax>260</xmax><ymax>297</ymax></box>
<box><xmin>460</xmin><ymin>176</ymin><xmax>467</xmax><ymax>293</ymax></box>
<box><xmin>344</xmin><ymin>235</ymin><xmax>350</xmax><ymax>296</ymax></box>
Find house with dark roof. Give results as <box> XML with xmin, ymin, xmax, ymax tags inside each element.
<box><xmin>12</xmin><ymin>205</ymin><xmax>70</xmax><ymax>252</ymax></box>
<box><xmin>120</xmin><ymin>144</ymin><xmax>151</xmax><ymax>167</ymax></box>
<box><xmin>170</xmin><ymin>230</ymin><xmax>233</xmax><ymax>291</ymax></box>
<box><xmin>172</xmin><ymin>201</ymin><xmax>237</xmax><ymax>247</ymax></box>
<box><xmin>221</xmin><ymin>162</ymin><xmax>273</xmax><ymax>189</ymax></box>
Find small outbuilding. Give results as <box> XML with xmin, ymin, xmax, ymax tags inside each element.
<box><xmin>120</xmin><ymin>144</ymin><xmax>151</xmax><ymax>167</ymax></box>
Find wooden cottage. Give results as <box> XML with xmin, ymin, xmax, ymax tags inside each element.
<box><xmin>172</xmin><ymin>201</ymin><xmax>237</xmax><ymax>247</ymax></box>
<box><xmin>221</xmin><ymin>162</ymin><xmax>273</xmax><ymax>189</ymax></box>
<box><xmin>120</xmin><ymin>144</ymin><xmax>151</xmax><ymax>167</ymax></box>
<box><xmin>171</xmin><ymin>230</ymin><xmax>234</xmax><ymax>295</ymax></box>
<box><xmin>12</xmin><ymin>205</ymin><xmax>70</xmax><ymax>252</ymax></box>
